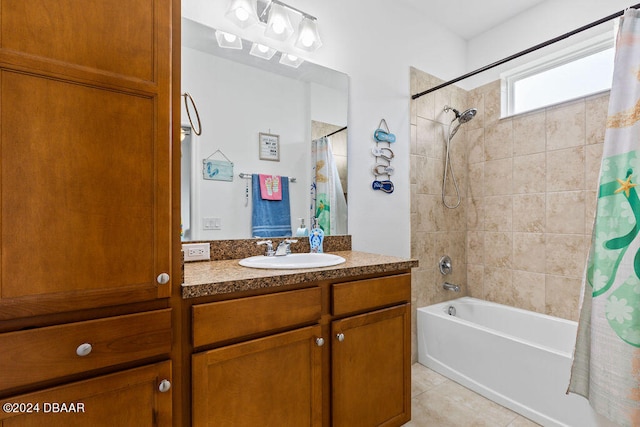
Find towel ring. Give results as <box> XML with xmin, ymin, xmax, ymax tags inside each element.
<box><xmin>182</xmin><ymin>92</ymin><xmax>202</xmax><ymax>136</ymax></box>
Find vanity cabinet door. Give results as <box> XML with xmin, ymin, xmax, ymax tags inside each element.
<box><xmin>192</xmin><ymin>325</ymin><xmax>323</xmax><ymax>427</ymax></box>
<box><xmin>331</xmin><ymin>304</ymin><xmax>411</xmax><ymax>427</ymax></box>
<box><xmin>0</xmin><ymin>0</ymin><xmax>173</xmax><ymax>319</ymax></box>
<box><xmin>0</xmin><ymin>361</ymin><xmax>172</xmax><ymax>427</ymax></box>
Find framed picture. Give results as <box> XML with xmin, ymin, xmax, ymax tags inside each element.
<box><xmin>259</xmin><ymin>132</ymin><xmax>280</xmax><ymax>161</ymax></box>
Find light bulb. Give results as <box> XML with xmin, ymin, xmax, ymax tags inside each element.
<box><xmin>257</xmin><ymin>44</ymin><xmax>269</xmax><ymax>53</ymax></box>
<box><xmin>235</xmin><ymin>8</ymin><xmax>249</xmax><ymax>21</ymax></box>
<box><xmin>223</xmin><ymin>33</ymin><xmax>237</xmax><ymax>43</ymax></box>
<box><xmin>287</xmin><ymin>54</ymin><xmax>298</xmax><ymax>61</ymax></box>
<box><xmin>301</xmin><ymin>34</ymin><xmax>313</xmax><ymax>47</ymax></box>
<box><xmin>272</xmin><ymin>20</ymin><xmax>285</xmax><ymax>35</ymax></box>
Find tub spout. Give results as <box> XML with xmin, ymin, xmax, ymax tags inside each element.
<box><xmin>443</xmin><ymin>282</ymin><xmax>460</xmax><ymax>292</ymax></box>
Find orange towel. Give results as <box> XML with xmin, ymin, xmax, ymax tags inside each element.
<box><xmin>259</xmin><ymin>174</ymin><xmax>282</xmax><ymax>200</ymax></box>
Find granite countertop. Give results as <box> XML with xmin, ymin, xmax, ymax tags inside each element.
<box><xmin>182</xmin><ymin>250</ymin><xmax>418</xmax><ymax>299</ymax></box>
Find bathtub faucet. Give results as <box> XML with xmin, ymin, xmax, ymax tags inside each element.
<box><xmin>443</xmin><ymin>282</ymin><xmax>461</xmax><ymax>292</ymax></box>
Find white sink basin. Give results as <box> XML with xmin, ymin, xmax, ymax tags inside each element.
<box><xmin>239</xmin><ymin>253</ymin><xmax>346</xmax><ymax>269</ymax></box>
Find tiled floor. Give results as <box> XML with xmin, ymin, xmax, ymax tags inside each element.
<box><xmin>404</xmin><ymin>363</ymin><xmax>540</xmax><ymax>427</ymax></box>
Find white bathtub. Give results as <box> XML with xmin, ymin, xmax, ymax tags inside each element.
<box><xmin>417</xmin><ymin>297</ymin><xmax>616</xmax><ymax>427</ymax></box>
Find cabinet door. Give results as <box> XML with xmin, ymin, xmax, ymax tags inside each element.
<box><xmin>0</xmin><ymin>0</ymin><xmax>173</xmax><ymax>320</ymax></box>
<box><xmin>192</xmin><ymin>326</ymin><xmax>323</xmax><ymax>427</ymax></box>
<box><xmin>332</xmin><ymin>304</ymin><xmax>411</xmax><ymax>427</ymax></box>
<box><xmin>0</xmin><ymin>361</ymin><xmax>172</xmax><ymax>426</ymax></box>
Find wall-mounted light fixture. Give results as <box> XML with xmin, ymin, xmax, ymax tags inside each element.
<box><xmin>215</xmin><ymin>30</ymin><xmax>243</xmax><ymax>49</ymax></box>
<box><xmin>226</xmin><ymin>0</ymin><xmax>322</xmax><ymax>52</ymax></box>
<box><xmin>279</xmin><ymin>52</ymin><xmax>304</xmax><ymax>68</ymax></box>
<box><xmin>225</xmin><ymin>0</ymin><xmax>258</xmax><ymax>28</ymax></box>
<box><xmin>249</xmin><ymin>42</ymin><xmax>277</xmax><ymax>60</ymax></box>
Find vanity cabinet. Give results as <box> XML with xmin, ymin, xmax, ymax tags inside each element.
<box><xmin>187</xmin><ymin>272</ymin><xmax>411</xmax><ymax>427</ymax></box>
<box><xmin>331</xmin><ymin>275</ymin><xmax>411</xmax><ymax>427</ymax></box>
<box><xmin>0</xmin><ymin>361</ymin><xmax>172</xmax><ymax>426</ymax></box>
<box><xmin>0</xmin><ymin>1</ymin><xmax>179</xmax><ymax>424</ymax></box>
<box><xmin>0</xmin><ymin>0</ymin><xmax>175</xmax><ymax>320</ymax></box>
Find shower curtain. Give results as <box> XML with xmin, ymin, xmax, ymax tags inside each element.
<box><xmin>310</xmin><ymin>136</ymin><xmax>347</xmax><ymax>235</ymax></box>
<box><xmin>569</xmin><ymin>9</ymin><xmax>640</xmax><ymax>427</ymax></box>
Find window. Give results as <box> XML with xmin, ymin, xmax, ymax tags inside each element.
<box><xmin>502</xmin><ymin>33</ymin><xmax>615</xmax><ymax>116</ymax></box>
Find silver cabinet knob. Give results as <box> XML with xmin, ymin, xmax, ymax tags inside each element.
<box><xmin>336</xmin><ymin>333</ymin><xmax>345</xmax><ymax>342</ymax></box>
<box><xmin>315</xmin><ymin>337</ymin><xmax>325</xmax><ymax>347</ymax></box>
<box><xmin>158</xmin><ymin>379</ymin><xmax>171</xmax><ymax>393</ymax></box>
<box><xmin>156</xmin><ymin>273</ymin><xmax>170</xmax><ymax>285</ymax></box>
<box><xmin>76</xmin><ymin>343</ymin><xmax>92</xmax><ymax>357</ymax></box>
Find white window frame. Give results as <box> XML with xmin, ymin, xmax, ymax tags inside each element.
<box><xmin>501</xmin><ymin>31</ymin><xmax>615</xmax><ymax>117</ymax></box>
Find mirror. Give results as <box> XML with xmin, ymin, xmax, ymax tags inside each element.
<box><xmin>181</xmin><ymin>18</ymin><xmax>348</xmax><ymax>241</ymax></box>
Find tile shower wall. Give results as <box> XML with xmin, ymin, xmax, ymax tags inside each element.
<box><xmin>410</xmin><ymin>67</ymin><xmax>608</xmax><ymax>360</ymax></box>
<box><xmin>410</xmin><ymin>68</ymin><xmax>470</xmax><ymax>361</ymax></box>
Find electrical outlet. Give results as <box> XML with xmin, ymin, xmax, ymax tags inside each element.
<box><xmin>183</xmin><ymin>243</ymin><xmax>210</xmax><ymax>262</ymax></box>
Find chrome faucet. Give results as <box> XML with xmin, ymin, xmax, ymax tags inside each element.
<box><xmin>257</xmin><ymin>240</ymin><xmax>275</xmax><ymax>256</ymax></box>
<box><xmin>443</xmin><ymin>282</ymin><xmax>461</xmax><ymax>292</ymax></box>
<box><xmin>275</xmin><ymin>239</ymin><xmax>298</xmax><ymax>256</ymax></box>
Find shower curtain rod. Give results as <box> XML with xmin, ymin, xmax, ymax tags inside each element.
<box><xmin>320</xmin><ymin>126</ymin><xmax>347</xmax><ymax>139</ymax></box>
<box><xmin>411</xmin><ymin>2</ymin><xmax>640</xmax><ymax>100</ymax></box>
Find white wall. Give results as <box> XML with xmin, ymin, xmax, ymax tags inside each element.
<box><xmin>464</xmin><ymin>0</ymin><xmax>637</xmax><ymax>89</ymax></box>
<box><xmin>182</xmin><ymin>0</ymin><xmax>468</xmax><ymax>257</ymax></box>
<box><xmin>182</xmin><ymin>46</ymin><xmax>310</xmax><ymax>240</ymax></box>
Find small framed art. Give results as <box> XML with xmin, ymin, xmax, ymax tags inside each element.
<box><xmin>259</xmin><ymin>132</ymin><xmax>280</xmax><ymax>161</ymax></box>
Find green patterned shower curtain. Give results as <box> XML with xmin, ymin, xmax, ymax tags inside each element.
<box><xmin>569</xmin><ymin>8</ymin><xmax>640</xmax><ymax>427</ymax></box>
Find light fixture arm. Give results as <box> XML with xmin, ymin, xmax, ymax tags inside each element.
<box><xmin>257</xmin><ymin>0</ymin><xmax>317</xmax><ymax>23</ymax></box>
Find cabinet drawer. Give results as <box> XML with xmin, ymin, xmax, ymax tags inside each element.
<box><xmin>193</xmin><ymin>287</ymin><xmax>321</xmax><ymax>348</ymax></box>
<box><xmin>0</xmin><ymin>309</ymin><xmax>171</xmax><ymax>391</ymax></box>
<box><xmin>332</xmin><ymin>274</ymin><xmax>411</xmax><ymax>316</ymax></box>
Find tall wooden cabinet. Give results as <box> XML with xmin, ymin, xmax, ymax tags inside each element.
<box><xmin>0</xmin><ymin>1</ymin><xmax>179</xmax><ymax>425</ymax></box>
<box><xmin>0</xmin><ymin>0</ymin><xmax>174</xmax><ymax>319</ymax></box>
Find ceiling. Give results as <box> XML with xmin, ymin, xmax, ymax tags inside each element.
<box><xmin>397</xmin><ymin>0</ymin><xmax>548</xmax><ymax>40</ymax></box>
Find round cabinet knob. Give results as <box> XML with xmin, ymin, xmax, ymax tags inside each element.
<box><xmin>156</xmin><ymin>273</ymin><xmax>170</xmax><ymax>285</ymax></box>
<box><xmin>315</xmin><ymin>337</ymin><xmax>325</xmax><ymax>347</ymax></box>
<box><xmin>336</xmin><ymin>333</ymin><xmax>345</xmax><ymax>342</ymax></box>
<box><xmin>158</xmin><ymin>379</ymin><xmax>171</xmax><ymax>393</ymax></box>
<box><xmin>76</xmin><ymin>343</ymin><xmax>92</xmax><ymax>357</ymax></box>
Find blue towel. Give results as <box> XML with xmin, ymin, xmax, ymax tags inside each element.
<box><xmin>251</xmin><ymin>174</ymin><xmax>292</xmax><ymax>237</ymax></box>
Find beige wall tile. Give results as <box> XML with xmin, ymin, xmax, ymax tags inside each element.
<box><xmin>411</xmin><ymin>230</ymin><xmax>435</xmax><ymax>272</ymax></box>
<box><xmin>466</xmin><ymin>264</ymin><xmax>484</xmax><ymax>298</ymax></box>
<box><xmin>467</xmin><ymin>231</ymin><xmax>485</xmax><ymax>265</ymax></box>
<box><xmin>513</xmin><ymin>152</ymin><xmax>545</xmax><ymax>193</ymax></box>
<box><xmin>467</xmin><ymin>196</ymin><xmax>484</xmax><ymax>231</ymax></box>
<box><xmin>513</xmin><ymin>111</ymin><xmax>546</xmax><ymax>156</ymax></box>
<box><xmin>585</xmin><ymin>92</ymin><xmax>609</xmax><ymax>145</ymax></box>
<box><xmin>512</xmin><ymin>270</ymin><xmax>546</xmax><ymax>313</ymax></box>
<box><xmin>585</xmin><ymin>143</ymin><xmax>604</xmax><ymax>191</ymax></box>
<box><xmin>585</xmin><ymin>190</ymin><xmax>598</xmax><ymax>235</ymax></box>
<box><xmin>546</xmin><ymin>101</ymin><xmax>586</xmax><ymax>151</ymax></box>
<box><xmin>547</xmin><ymin>146</ymin><xmax>585</xmax><ymax>192</ymax></box>
<box><xmin>546</xmin><ymin>191</ymin><xmax>585</xmax><ymax>234</ymax></box>
<box><xmin>416</xmin><ymin>92</ymin><xmax>436</xmax><ymax>121</ymax></box>
<box><xmin>484</xmin><ymin>232</ymin><xmax>512</xmax><ymax>268</ymax></box>
<box><xmin>484</xmin><ymin>158</ymin><xmax>513</xmax><ymax>196</ymax></box>
<box><xmin>513</xmin><ymin>193</ymin><xmax>545</xmax><ymax>232</ymax></box>
<box><xmin>546</xmin><ymin>234</ymin><xmax>587</xmax><ymax>278</ymax></box>
<box><xmin>484</xmin><ymin>195</ymin><xmax>512</xmax><ymax>231</ymax></box>
<box><xmin>467</xmin><ymin>162</ymin><xmax>484</xmax><ymax>199</ymax></box>
<box><xmin>410</xmin><ymin>123</ymin><xmax>417</xmax><ymax>155</ymax></box>
<box><xmin>467</xmin><ymin>128</ymin><xmax>485</xmax><ymax>164</ymax></box>
<box><xmin>415</xmin><ymin>194</ymin><xmax>443</xmax><ymax>232</ymax></box>
<box><xmin>513</xmin><ymin>232</ymin><xmax>546</xmax><ymax>273</ymax></box>
<box><xmin>484</xmin><ymin>119</ymin><xmax>513</xmax><ymax>161</ymax></box>
<box><xmin>411</xmin><ymin>183</ymin><xmax>417</xmax><ymax>214</ymax></box>
<box><xmin>483</xmin><ymin>267</ymin><xmax>514</xmax><ymax>305</ymax></box>
<box><xmin>545</xmin><ymin>275</ymin><xmax>582</xmax><ymax>320</ymax></box>
<box><xmin>416</xmin><ymin>116</ymin><xmax>435</xmax><ymax>157</ymax></box>
<box><xmin>483</xmin><ymin>81</ymin><xmax>502</xmax><ymax>124</ymax></box>
<box><xmin>415</xmin><ymin>155</ymin><xmax>443</xmax><ymax>195</ymax></box>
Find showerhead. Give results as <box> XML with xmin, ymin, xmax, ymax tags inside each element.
<box><xmin>444</xmin><ymin>106</ymin><xmax>477</xmax><ymax>139</ymax></box>
<box><xmin>450</xmin><ymin>107</ymin><xmax>477</xmax><ymax>124</ymax></box>
<box><xmin>457</xmin><ymin>108</ymin><xmax>477</xmax><ymax>124</ymax></box>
